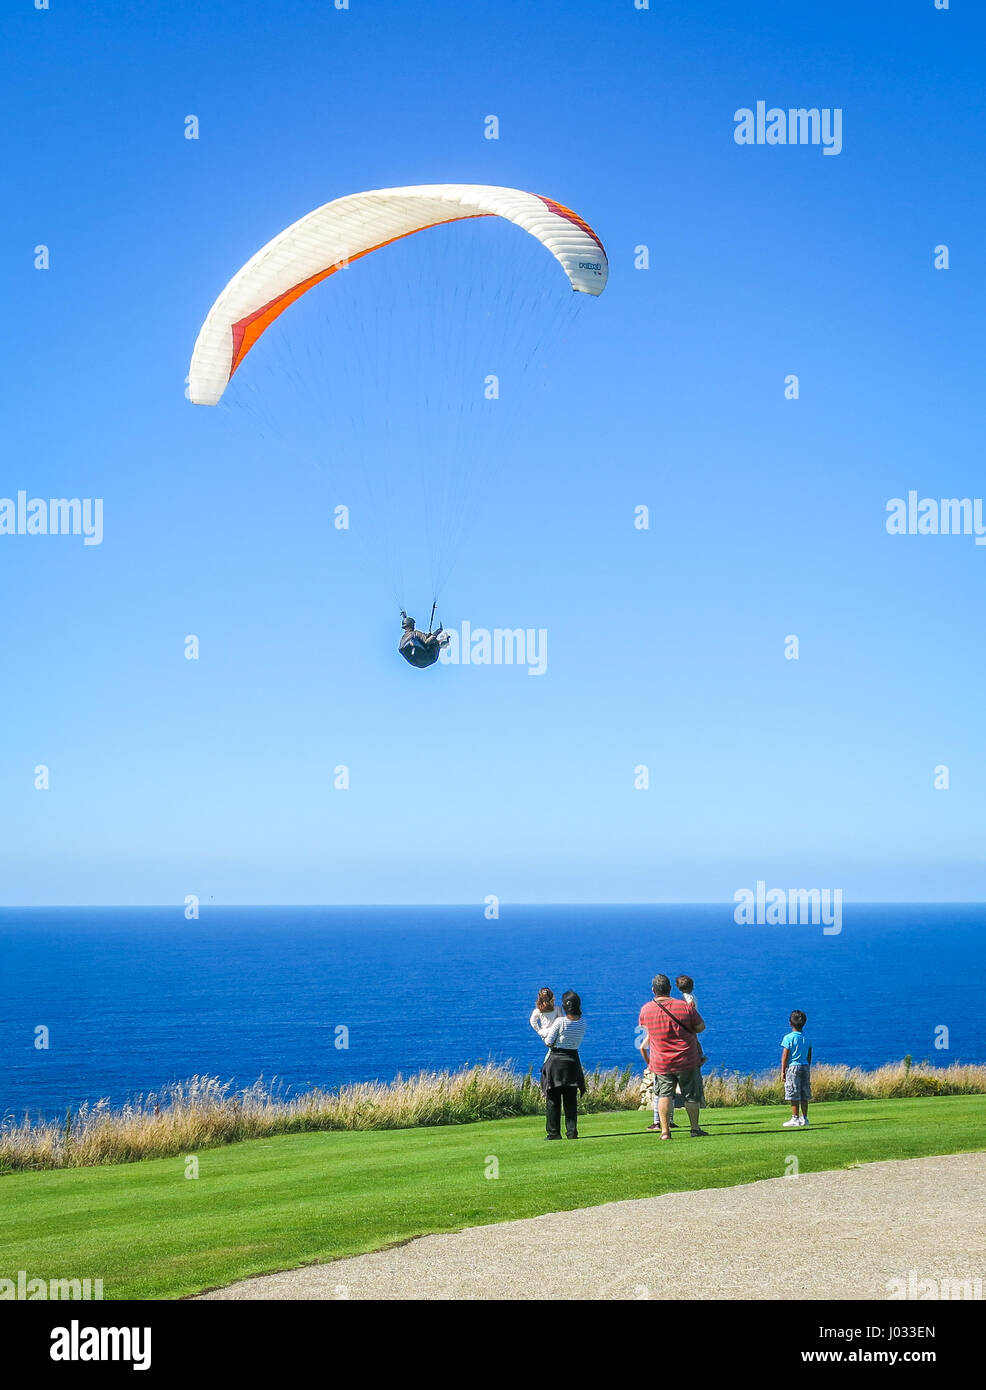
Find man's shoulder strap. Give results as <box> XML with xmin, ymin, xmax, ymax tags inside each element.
<box><xmin>654</xmin><ymin>998</ymin><xmax>696</xmax><ymax>1033</ymax></box>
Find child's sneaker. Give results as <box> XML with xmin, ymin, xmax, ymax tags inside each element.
<box><xmin>799</xmin><ymin>1117</ymin><xmax>809</xmax><ymax>1128</ymax></box>
<box><xmin>782</xmin><ymin>1117</ymin><xmax>801</xmax><ymax>1127</ymax></box>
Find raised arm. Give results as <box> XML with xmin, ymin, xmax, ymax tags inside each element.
<box><xmin>542</xmin><ymin>1017</ymin><xmax>562</xmax><ymax>1049</ymax></box>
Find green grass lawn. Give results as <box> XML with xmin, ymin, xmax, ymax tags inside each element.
<box><xmin>3</xmin><ymin>1095</ymin><xmax>984</xmax><ymax>1299</ymax></box>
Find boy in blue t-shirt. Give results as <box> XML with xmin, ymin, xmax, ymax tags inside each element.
<box><xmin>781</xmin><ymin>1010</ymin><xmax>812</xmax><ymax>1128</ymax></box>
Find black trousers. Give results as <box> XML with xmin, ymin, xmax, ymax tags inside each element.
<box><xmin>545</xmin><ymin>1085</ymin><xmax>579</xmax><ymax>1138</ymax></box>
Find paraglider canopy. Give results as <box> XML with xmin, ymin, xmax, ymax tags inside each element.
<box><xmin>187</xmin><ymin>181</ymin><xmax>608</xmax><ymax>620</ymax></box>
<box><xmin>188</xmin><ymin>184</ymin><xmax>607</xmax><ymax>406</ymax></box>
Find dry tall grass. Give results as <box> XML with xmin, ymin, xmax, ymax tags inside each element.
<box><xmin>680</xmin><ymin>1060</ymin><xmax>986</xmax><ymax>1108</ymax></box>
<box><xmin>2</xmin><ymin>1059</ymin><xmax>982</xmax><ymax>1173</ymax></box>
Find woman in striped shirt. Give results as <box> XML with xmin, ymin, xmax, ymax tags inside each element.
<box><xmin>540</xmin><ymin>991</ymin><xmax>587</xmax><ymax>1140</ymax></box>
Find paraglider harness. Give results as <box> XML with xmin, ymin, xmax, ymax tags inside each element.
<box><xmin>399</xmin><ymin>604</ymin><xmax>444</xmax><ymax>669</ymax></box>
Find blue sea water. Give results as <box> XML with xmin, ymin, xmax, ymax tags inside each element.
<box><xmin>2</xmin><ymin>905</ymin><xmax>983</xmax><ymax>1118</ymax></box>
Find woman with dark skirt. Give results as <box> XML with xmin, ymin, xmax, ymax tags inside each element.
<box><xmin>540</xmin><ymin>990</ymin><xmax>587</xmax><ymax>1140</ymax></box>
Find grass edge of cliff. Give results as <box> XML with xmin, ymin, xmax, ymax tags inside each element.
<box><xmin>2</xmin><ymin>1092</ymin><xmax>985</xmax><ymax>1299</ymax></box>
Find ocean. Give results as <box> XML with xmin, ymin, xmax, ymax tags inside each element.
<box><xmin>2</xmin><ymin>904</ymin><xmax>983</xmax><ymax>1118</ymax></box>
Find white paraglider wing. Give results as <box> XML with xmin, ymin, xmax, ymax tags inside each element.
<box><xmin>187</xmin><ymin>184</ymin><xmax>608</xmax><ymax>405</ymax></box>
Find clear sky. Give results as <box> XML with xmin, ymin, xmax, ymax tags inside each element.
<box><xmin>3</xmin><ymin>0</ymin><xmax>985</xmax><ymax>905</ymax></box>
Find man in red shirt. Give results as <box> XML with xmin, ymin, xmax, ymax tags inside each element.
<box><xmin>638</xmin><ymin>974</ymin><xmax>708</xmax><ymax>1140</ymax></box>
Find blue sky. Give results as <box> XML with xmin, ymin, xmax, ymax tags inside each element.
<box><xmin>2</xmin><ymin>0</ymin><xmax>984</xmax><ymax>904</ymax></box>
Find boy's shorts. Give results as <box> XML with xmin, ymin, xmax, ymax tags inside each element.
<box><xmin>653</xmin><ymin>1067</ymin><xmax>704</xmax><ymax>1106</ymax></box>
<box><xmin>785</xmin><ymin>1063</ymin><xmax>812</xmax><ymax>1102</ymax></box>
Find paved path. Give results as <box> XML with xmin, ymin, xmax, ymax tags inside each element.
<box><xmin>196</xmin><ymin>1151</ymin><xmax>985</xmax><ymax>1301</ymax></box>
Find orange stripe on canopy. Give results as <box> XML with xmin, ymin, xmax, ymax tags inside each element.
<box><xmin>229</xmin><ymin>214</ymin><xmax>490</xmax><ymax>381</ymax></box>
<box><xmin>536</xmin><ymin>196</ymin><xmax>606</xmax><ymax>255</ymax></box>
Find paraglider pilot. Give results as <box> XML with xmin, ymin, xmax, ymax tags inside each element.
<box><xmin>399</xmin><ymin>610</ymin><xmax>449</xmax><ymax>669</ymax></box>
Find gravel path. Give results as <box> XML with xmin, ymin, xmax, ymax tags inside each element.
<box><xmin>196</xmin><ymin>1151</ymin><xmax>985</xmax><ymax>1301</ymax></box>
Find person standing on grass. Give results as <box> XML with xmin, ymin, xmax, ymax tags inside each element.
<box><xmin>540</xmin><ymin>990</ymin><xmax>586</xmax><ymax>1140</ymax></box>
<box><xmin>669</xmin><ymin>973</ymin><xmax>707</xmax><ymax>1124</ymax></box>
<box><xmin>638</xmin><ymin>974</ymin><xmax>708</xmax><ymax>1140</ymax></box>
<box><xmin>781</xmin><ymin>1010</ymin><xmax>812</xmax><ymax>1128</ymax></box>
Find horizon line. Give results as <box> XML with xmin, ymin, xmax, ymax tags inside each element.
<box><xmin>1</xmin><ymin>900</ymin><xmax>984</xmax><ymax>911</ymax></box>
